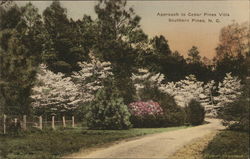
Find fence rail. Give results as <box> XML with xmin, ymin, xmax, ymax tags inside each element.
<box><xmin>1</xmin><ymin>114</ymin><xmax>78</xmax><ymax>134</ymax></box>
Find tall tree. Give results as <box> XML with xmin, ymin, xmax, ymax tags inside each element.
<box><xmin>150</xmin><ymin>35</ymin><xmax>171</xmax><ymax>56</ymax></box>
<box><xmin>144</xmin><ymin>38</ymin><xmax>187</xmax><ymax>82</ymax></box>
<box><xmin>214</xmin><ymin>22</ymin><xmax>249</xmax><ymax>81</ymax></box>
<box><xmin>186</xmin><ymin>46</ymin><xmax>213</xmax><ymax>82</ymax></box>
<box><xmin>0</xmin><ymin>4</ymin><xmax>21</xmax><ymax>30</ymax></box>
<box><xmin>216</xmin><ymin>22</ymin><xmax>249</xmax><ymax>60</ymax></box>
<box><xmin>187</xmin><ymin>46</ymin><xmax>201</xmax><ymax>64</ymax></box>
<box><xmin>94</xmin><ymin>0</ymin><xmax>147</xmax><ymax>103</ymax></box>
<box><xmin>0</xmin><ymin>3</ymin><xmax>43</xmax><ymax>115</ymax></box>
<box><xmin>43</xmin><ymin>1</ymin><xmax>90</xmax><ymax>74</ymax></box>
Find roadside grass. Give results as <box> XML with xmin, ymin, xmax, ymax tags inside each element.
<box><xmin>0</xmin><ymin>126</ymin><xmax>188</xmax><ymax>159</ymax></box>
<box><xmin>203</xmin><ymin>130</ymin><xmax>249</xmax><ymax>159</ymax></box>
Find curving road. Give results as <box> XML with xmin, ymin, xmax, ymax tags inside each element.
<box><xmin>65</xmin><ymin>119</ymin><xmax>224</xmax><ymax>159</ymax></box>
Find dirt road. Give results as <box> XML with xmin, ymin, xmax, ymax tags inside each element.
<box><xmin>65</xmin><ymin>119</ymin><xmax>224</xmax><ymax>158</ymax></box>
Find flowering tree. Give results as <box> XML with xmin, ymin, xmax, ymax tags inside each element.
<box><xmin>31</xmin><ymin>64</ymin><xmax>80</xmax><ymax>114</ymax></box>
<box><xmin>71</xmin><ymin>55</ymin><xmax>113</xmax><ymax>103</ymax></box>
<box><xmin>215</xmin><ymin>73</ymin><xmax>242</xmax><ymax>108</ymax></box>
<box><xmin>171</xmin><ymin>75</ymin><xmax>204</xmax><ymax>107</ymax></box>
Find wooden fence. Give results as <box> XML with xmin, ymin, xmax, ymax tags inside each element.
<box><xmin>1</xmin><ymin>114</ymin><xmax>77</xmax><ymax>134</ymax></box>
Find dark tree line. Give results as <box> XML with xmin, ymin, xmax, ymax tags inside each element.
<box><xmin>0</xmin><ymin>0</ymin><xmax>249</xmax><ymax>115</ymax></box>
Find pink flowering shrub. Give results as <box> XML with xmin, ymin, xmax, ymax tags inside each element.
<box><xmin>128</xmin><ymin>101</ymin><xmax>163</xmax><ymax>116</ymax></box>
<box><xmin>128</xmin><ymin>101</ymin><xmax>164</xmax><ymax>128</ymax></box>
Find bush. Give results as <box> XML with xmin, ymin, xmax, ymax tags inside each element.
<box><xmin>186</xmin><ymin>99</ymin><xmax>205</xmax><ymax>125</ymax></box>
<box><xmin>164</xmin><ymin>107</ymin><xmax>187</xmax><ymax>126</ymax></box>
<box><xmin>86</xmin><ymin>84</ymin><xmax>131</xmax><ymax>130</ymax></box>
<box><xmin>139</xmin><ymin>85</ymin><xmax>187</xmax><ymax>127</ymax></box>
<box><xmin>158</xmin><ymin>93</ymin><xmax>187</xmax><ymax>126</ymax></box>
<box><xmin>128</xmin><ymin>101</ymin><xmax>164</xmax><ymax>128</ymax></box>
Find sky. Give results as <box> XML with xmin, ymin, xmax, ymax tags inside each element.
<box><xmin>16</xmin><ymin>0</ymin><xmax>249</xmax><ymax>59</ymax></box>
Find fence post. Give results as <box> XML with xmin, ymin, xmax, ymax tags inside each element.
<box><xmin>72</xmin><ymin>116</ymin><xmax>75</xmax><ymax>128</ymax></box>
<box><xmin>23</xmin><ymin>115</ymin><xmax>27</xmax><ymax>130</ymax></box>
<box><xmin>52</xmin><ymin>115</ymin><xmax>55</xmax><ymax>130</ymax></box>
<box><xmin>14</xmin><ymin>118</ymin><xmax>17</xmax><ymax>127</ymax></box>
<box><xmin>3</xmin><ymin>114</ymin><xmax>6</xmax><ymax>134</ymax></box>
<box><xmin>62</xmin><ymin>116</ymin><xmax>66</xmax><ymax>128</ymax></box>
<box><xmin>39</xmin><ymin>116</ymin><xmax>42</xmax><ymax>130</ymax></box>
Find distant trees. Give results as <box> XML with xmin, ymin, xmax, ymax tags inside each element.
<box><xmin>214</xmin><ymin>22</ymin><xmax>249</xmax><ymax>81</ymax></box>
<box><xmin>186</xmin><ymin>46</ymin><xmax>201</xmax><ymax>64</ymax></box>
<box><xmin>150</xmin><ymin>35</ymin><xmax>171</xmax><ymax>56</ymax></box>
<box><xmin>216</xmin><ymin>22</ymin><xmax>249</xmax><ymax>60</ymax></box>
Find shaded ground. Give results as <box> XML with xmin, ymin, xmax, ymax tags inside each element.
<box><xmin>170</xmin><ymin>132</ymin><xmax>218</xmax><ymax>159</ymax></box>
<box><xmin>65</xmin><ymin>118</ymin><xmax>224</xmax><ymax>158</ymax></box>
<box><xmin>0</xmin><ymin>126</ymin><xmax>187</xmax><ymax>159</ymax></box>
<box><xmin>203</xmin><ymin>130</ymin><xmax>249</xmax><ymax>159</ymax></box>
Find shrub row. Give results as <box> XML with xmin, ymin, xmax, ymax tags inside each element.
<box><xmin>86</xmin><ymin>83</ymin><xmax>205</xmax><ymax>129</ymax></box>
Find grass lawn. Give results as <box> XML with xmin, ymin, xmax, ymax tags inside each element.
<box><xmin>203</xmin><ymin>130</ymin><xmax>249</xmax><ymax>159</ymax></box>
<box><xmin>0</xmin><ymin>126</ymin><xmax>188</xmax><ymax>159</ymax></box>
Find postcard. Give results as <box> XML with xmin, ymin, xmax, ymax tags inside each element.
<box><xmin>0</xmin><ymin>0</ymin><xmax>249</xmax><ymax>159</ymax></box>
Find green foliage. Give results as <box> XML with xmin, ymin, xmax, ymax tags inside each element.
<box><xmin>139</xmin><ymin>85</ymin><xmax>187</xmax><ymax>126</ymax></box>
<box><xmin>150</xmin><ymin>35</ymin><xmax>171</xmax><ymax>56</ymax></box>
<box><xmin>0</xmin><ymin>4</ymin><xmax>22</xmax><ymax>30</ymax></box>
<box><xmin>214</xmin><ymin>54</ymin><xmax>248</xmax><ymax>82</ymax></box>
<box><xmin>42</xmin><ymin>1</ymin><xmax>92</xmax><ymax>74</ymax></box>
<box><xmin>86</xmin><ymin>81</ymin><xmax>131</xmax><ymax>130</ymax></box>
<box><xmin>220</xmin><ymin>78</ymin><xmax>250</xmax><ymax>132</ymax></box>
<box><xmin>214</xmin><ymin>22</ymin><xmax>249</xmax><ymax>81</ymax></box>
<box><xmin>203</xmin><ymin>130</ymin><xmax>249</xmax><ymax>159</ymax></box>
<box><xmin>186</xmin><ymin>46</ymin><xmax>201</xmax><ymax>64</ymax></box>
<box><xmin>0</xmin><ymin>3</ymin><xmax>43</xmax><ymax>115</ymax></box>
<box><xmin>164</xmin><ymin>107</ymin><xmax>187</xmax><ymax>126</ymax></box>
<box><xmin>186</xmin><ymin>99</ymin><xmax>205</xmax><ymax>125</ymax></box>
<box><xmin>94</xmin><ymin>0</ymin><xmax>148</xmax><ymax>104</ymax></box>
<box><xmin>0</xmin><ymin>126</ymin><xmax>187</xmax><ymax>159</ymax></box>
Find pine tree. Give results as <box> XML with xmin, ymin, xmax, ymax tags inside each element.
<box><xmin>0</xmin><ymin>3</ymin><xmax>42</xmax><ymax>115</ymax></box>
<box><xmin>42</xmin><ymin>1</ymin><xmax>90</xmax><ymax>74</ymax></box>
<box><xmin>131</xmin><ymin>68</ymin><xmax>164</xmax><ymax>100</ymax></box>
<box><xmin>94</xmin><ymin>0</ymin><xmax>148</xmax><ymax>104</ymax></box>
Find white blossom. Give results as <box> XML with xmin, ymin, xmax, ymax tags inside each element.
<box><xmin>72</xmin><ymin>55</ymin><xmax>113</xmax><ymax>103</ymax></box>
<box><xmin>160</xmin><ymin>75</ymin><xmax>204</xmax><ymax>107</ymax></box>
<box><xmin>31</xmin><ymin>64</ymin><xmax>81</xmax><ymax>113</ymax></box>
<box><xmin>214</xmin><ymin>73</ymin><xmax>242</xmax><ymax>108</ymax></box>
